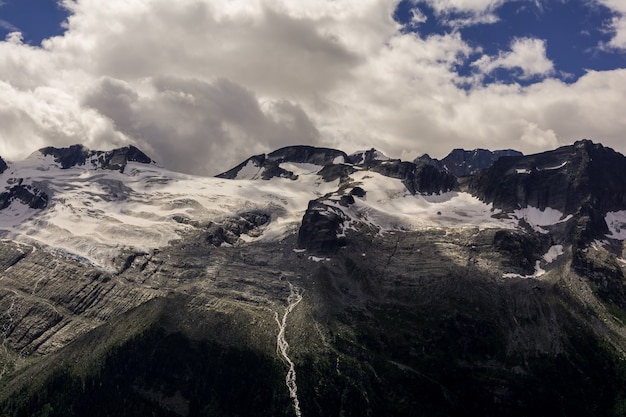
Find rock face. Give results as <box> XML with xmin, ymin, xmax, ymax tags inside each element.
<box><xmin>347</xmin><ymin>148</ymin><xmax>391</xmax><ymax>165</ymax></box>
<box><xmin>39</xmin><ymin>144</ymin><xmax>153</xmax><ymax>172</ymax></box>
<box><xmin>217</xmin><ymin>145</ymin><xmax>349</xmax><ymax>180</ymax></box>
<box><xmin>3</xmin><ymin>140</ymin><xmax>626</xmax><ymax>417</ymax></box>
<box><xmin>297</xmin><ymin>201</ymin><xmax>348</xmax><ymax>253</ymax></box>
<box><xmin>416</xmin><ymin>148</ymin><xmax>523</xmax><ymax>176</ymax></box>
<box><xmin>467</xmin><ymin>140</ymin><xmax>626</xmax><ymax>214</ymax></box>
<box><xmin>365</xmin><ymin>160</ymin><xmax>458</xmax><ymax>195</ymax></box>
<box><xmin>0</xmin><ymin>157</ymin><xmax>7</xmax><ymax>174</ymax></box>
<box><xmin>0</xmin><ymin>184</ymin><xmax>48</xmax><ymax>210</ymax></box>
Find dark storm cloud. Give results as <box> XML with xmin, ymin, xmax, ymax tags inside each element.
<box><xmin>84</xmin><ymin>76</ymin><xmax>320</xmax><ymax>175</ymax></box>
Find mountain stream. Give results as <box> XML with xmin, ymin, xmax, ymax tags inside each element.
<box><xmin>275</xmin><ymin>283</ymin><xmax>303</xmax><ymax>417</ymax></box>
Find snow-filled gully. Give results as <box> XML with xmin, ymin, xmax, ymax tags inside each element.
<box><xmin>275</xmin><ymin>283</ymin><xmax>304</xmax><ymax>417</ymax></box>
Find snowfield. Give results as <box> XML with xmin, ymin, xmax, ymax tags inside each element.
<box><xmin>0</xmin><ymin>151</ymin><xmax>582</xmax><ymax>271</ymax></box>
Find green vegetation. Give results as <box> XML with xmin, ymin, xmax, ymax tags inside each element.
<box><xmin>1</xmin><ymin>327</ymin><xmax>290</xmax><ymax>417</ymax></box>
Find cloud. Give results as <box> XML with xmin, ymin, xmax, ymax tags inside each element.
<box><xmin>83</xmin><ymin>76</ymin><xmax>320</xmax><ymax>175</ymax></box>
<box><xmin>593</xmin><ymin>0</ymin><xmax>626</xmax><ymax>49</ymax></box>
<box><xmin>0</xmin><ymin>19</ymin><xmax>19</xmax><ymax>33</ymax></box>
<box><xmin>412</xmin><ymin>0</ymin><xmax>506</xmax><ymax>15</ymax></box>
<box><xmin>0</xmin><ymin>0</ymin><xmax>625</xmax><ymax>176</ymax></box>
<box><xmin>410</xmin><ymin>0</ymin><xmax>505</xmax><ymax>28</ymax></box>
<box><xmin>472</xmin><ymin>37</ymin><xmax>555</xmax><ymax>80</ymax></box>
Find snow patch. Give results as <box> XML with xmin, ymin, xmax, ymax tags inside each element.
<box><xmin>513</xmin><ymin>207</ymin><xmax>572</xmax><ymax>233</ymax></box>
<box><xmin>235</xmin><ymin>160</ymin><xmax>264</xmax><ymax>180</ymax></box>
<box><xmin>543</xmin><ymin>245</ymin><xmax>564</xmax><ymax>263</ymax></box>
<box><xmin>308</xmin><ymin>256</ymin><xmax>331</xmax><ymax>262</ymax></box>
<box><xmin>515</xmin><ymin>168</ymin><xmax>532</xmax><ymax>174</ymax></box>
<box><xmin>539</xmin><ymin>161</ymin><xmax>568</xmax><ymax>171</ymax></box>
<box><xmin>605</xmin><ymin>211</ymin><xmax>626</xmax><ymax>240</ymax></box>
<box><xmin>0</xmin><ymin>200</ymin><xmax>39</xmax><ymax>229</ymax></box>
<box><xmin>279</xmin><ymin>162</ymin><xmax>322</xmax><ymax>176</ymax></box>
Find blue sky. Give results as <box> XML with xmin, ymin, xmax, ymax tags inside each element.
<box><xmin>0</xmin><ymin>0</ymin><xmax>68</xmax><ymax>44</ymax></box>
<box><xmin>0</xmin><ymin>0</ymin><xmax>625</xmax><ymax>175</ymax></box>
<box><xmin>393</xmin><ymin>0</ymin><xmax>626</xmax><ymax>85</ymax></box>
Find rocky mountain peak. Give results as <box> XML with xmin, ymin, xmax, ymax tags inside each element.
<box><xmin>39</xmin><ymin>144</ymin><xmax>90</xmax><ymax>169</ymax></box>
<box><xmin>466</xmin><ymin>139</ymin><xmax>626</xmax><ymax>244</ymax></box>
<box><xmin>348</xmin><ymin>148</ymin><xmax>391</xmax><ymax>165</ymax></box>
<box><xmin>217</xmin><ymin>145</ymin><xmax>350</xmax><ymax>180</ymax></box>
<box><xmin>266</xmin><ymin>145</ymin><xmax>349</xmax><ymax>165</ymax></box>
<box><xmin>38</xmin><ymin>144</ymin><xmax>153</xmax><ymax>172</ymax></box>
<box><xmin>4</xmin><ymin>140</ymin><xmax>626</xmax><ymax>416</ymax></box>
<box><xmin>416</xmin><ymin>147</ymin><xmax>523</xmax><ymax>176</ymax></box>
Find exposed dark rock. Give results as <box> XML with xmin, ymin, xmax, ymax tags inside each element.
<box><xmin>416</xmin><ymin>148</ymin><xmax>523</xmax><ymax>176</ymax></box>
<box><xmin>493</xmin><ymin>230</ymin><xmax>551</xmax><ymax>275</ymax></box>
<box><xmin>298</xmin><ymin>200</ymin><xmax>348</xmax><ymax>253</ymax></box>
<box><xmin>339</xmin><ymin>195</ymin><xmax>355</xmax><ymax>206</ymax></box>
<box><xmin>204</xmin><ymin>212</ymin><xmax>271</xmax><ymax>246</ymax></box>
<box><xmin>217</xmin><ymin>146</ymin><xmax>349</xmax><ymax>180</ymax></box>
<box><xmin>350</xmin><ymin>186</ymin><xmax>366</xmax><ymax>198</ymax></box>
<box><xmin>0</xmin><ymin>184</ymin><xmax>48</xmax><ymax>210</ymax></box>
<box><xmin>39</xmin><ymin>144</ymin><xmax>153</xmax><ymax>172</ymax></box>
<box><xmin>40</xmin><ymin>144</ymin><xmax>90</xmax><ymax>169</ymax></box>
<box><xmin>466</xmin><ymin>140</ymin><xmax>626</xmax><ymax>244</ymax></box>
<box><xmin>468</xmin><ymin>140</ymin><xmax>626</xmax><ymax>214</ymax></box>
<box><xmin>98</xmin><ymin>145</ymin><xmax>154</xmax><ymax>172</ymax></box>
<box><xmin>267</xmin><ymin>145</ymin><xmax>348</xmax><ymax>165</ymax></box>
<box><xmin>366</xmin><ymin>160</ymin><xmax>458</xmax><ymax>195</ymax></box>
<box><xmin>0</xmin><ymin>156</ymin><xmax>7</xmax><ymax>174</ymax></box>
<box><xmin>348</xmin><ymin>148</ymin><xmax>390</xmax><ymax>165</ymax></box>
<box><xmin>317</xmin><ymin>164</ymin><xmax>357</xmax><ymax>182</ymax></box>
<box><xmin>215</xmin><ymin>154</ymin><xmax>266</xmax><ymax>179</ymax></box>
<box><xmin>259</xmin><ymin>163</ymin><xmax>298</xmax><ymax>180</ymax></box>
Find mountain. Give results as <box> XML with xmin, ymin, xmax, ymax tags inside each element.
<box><xmin>2</xmin><ymin>141</ymin><xmax>626</xmax><ymax>416</ymax></box>
<box><xmin>416</xmin><ymin>148</ymin><xmax>523</xmax><ymax>176</ymax></box>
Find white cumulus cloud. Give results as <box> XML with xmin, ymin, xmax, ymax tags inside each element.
<box><xmin>472</xmin><ymin>37</ymin><xmax>555</xmax><ymax>80</ymax></box>
<box><xmin>596</xmin><ymin>0</ymin><xmax>626</xmax><ymax>50</ymax></box>
<box><xmin>0</xmin><ymin>0</ymin><xmax>625</xmax><ymax>174</ymax></box>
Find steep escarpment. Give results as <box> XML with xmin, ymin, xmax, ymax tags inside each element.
<box><xmin>466</xmin><ymin>140</ymin><xmax>626</xmax><ymax>216</ymax></box>
<box><xmin>3</xmin><ymin>225</ymin><xmax>626</xmax><ymax>417</ymax></box>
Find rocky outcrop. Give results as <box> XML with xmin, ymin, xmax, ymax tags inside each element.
<box><xmin>416</xmin><ymin>148</ymin><xmax>522</xmax><ymax>176</ymax></box>
<box><xmin>204</xmin><ymin>212</ymin><xmax>271</xmax><ymax>246</ymax></box>
<box><xmin>467</xmin><ymin>140</ymin><xmax>626</xmax><ymax>215</ymax></box>
<box><xmin>0</xmin><ymin>156</ymin><xmax>7</xmax><ymax>174</ymax></box>
<box><xmin>366</xmin><ymin>160</ymin><xmax>458</xmax><ymax>195</ymax></box>
<box><xmin>0</xmin><ymin>184</ymin><xmax>48</xmax><ymax>210</ymax></box>
<box><xmin>297</xmin><ymin>201</ymin><xmax>348</xmax><ymax>253</ymax></box>
<box><xmin>96</xmin><ymin>145</ymin><xmax>153</xmax><ymax>172</ymax></box>
<box><xmin>217</xmin><ymin>146</ymin><xmax>349</xmax><ymax>180</ymax></box>
<box><xmin>348</xmin><ymin>148</ymin><xmax>390</xmax><ymax>165</ymax></box>
<box><xmin>40</xmin><ymin>144</ymin><xmax>90</xmax><ymax>169</ymax></box>
<box><xmin>267</xmin><ymin>145</ymin><xmax>348</xmax><ymax>166</ymax></box>
<box><xmin>39</xmin><ymin>144</ymin><xmax>153</xmax><ymax>172</ymax></box>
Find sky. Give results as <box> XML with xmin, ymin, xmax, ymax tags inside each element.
<box><xmin>1</xmin><ymin>0</ymin><xmax>625</xmax><ymax>176</ymax></box>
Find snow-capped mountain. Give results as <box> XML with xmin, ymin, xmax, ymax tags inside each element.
<box><xmin>2</xmin><ymin>139</ymin><xmax>626</xmax><ymax>416</ymax></box>
<box><xmin>2</xmin><ymin>140</ymin><xmax>622</xmax><ymax>273</ymax></box>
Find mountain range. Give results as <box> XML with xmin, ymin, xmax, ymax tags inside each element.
<box><xmin>1</xmin><ymin>139</ymin><xmax>626</xmax><ymax>416</ymax></box>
